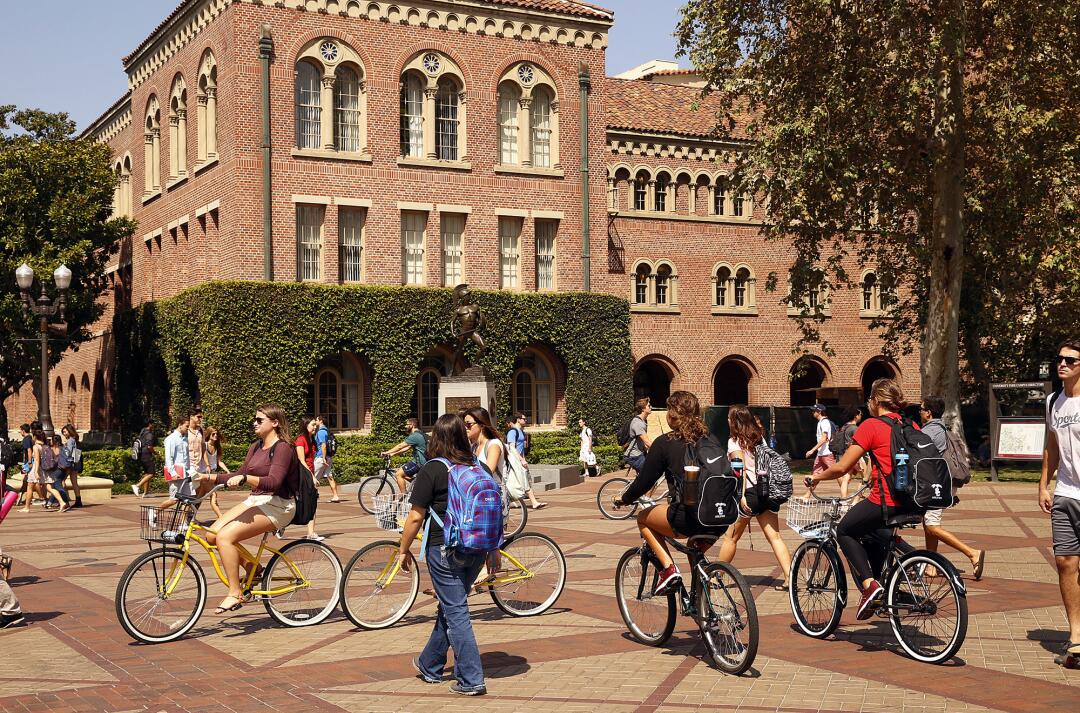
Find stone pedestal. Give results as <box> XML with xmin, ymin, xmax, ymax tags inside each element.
<box><xmin>439</xmin><ymin>366</ymin><xmax>497</xmax><ymax>417</ymax></box>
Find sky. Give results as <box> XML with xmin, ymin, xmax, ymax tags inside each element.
<box><xmin>0</xmin><ymin>0</ymin><xmax>683</xmax><ymax>132</ymax></box>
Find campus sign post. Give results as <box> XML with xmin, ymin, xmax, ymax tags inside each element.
<box><xmin>988</xmin><ymin>381</ymin><xmax>1052</xmax><ymax>482</ymax></box>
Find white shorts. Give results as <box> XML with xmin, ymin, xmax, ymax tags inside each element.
<box><xmin>244</xmin><ymin>494</ymin><xmax>296</xmax><ymax>530</ymax></box>
<box><xmin>314</xmin><ymin>458</ymin><xmax>333</xmax><ymax>480</ymax></box>
<box><xmin>922</xmin><ymin>508</ymin><xmax>943</xmax><ymax>526</ymax></box>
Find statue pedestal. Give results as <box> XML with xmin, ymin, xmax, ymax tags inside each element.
<box><xmin>439</xmin><ymin>366</ymin><xmax>497</xmax><ymax>417</ymax></box>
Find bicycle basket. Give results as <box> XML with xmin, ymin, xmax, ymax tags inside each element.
<box><xmin>139</xmin><ymin>503</ymin><xmax>193</xmax><ymax>543</ymax></box>
<box><xmin>784</xmin><ymin>498</ymin><xmax>848</xmax><ymax>540</ymax></box>
<box><xmin>372</xmin><ymin>494</ymin><xmax>412</xmax><ymax>531</ymax></box>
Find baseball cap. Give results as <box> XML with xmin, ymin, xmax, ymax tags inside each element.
<box><xmin>811</xmin><ymin>404</ymin><xmax>828</xmax><ymax>413</ymax></box>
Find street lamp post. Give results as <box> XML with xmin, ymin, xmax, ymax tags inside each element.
<box><xmin>15</xmin><ymin>263</ymin><xmax>71</xmax><ymax>438</ymax></box>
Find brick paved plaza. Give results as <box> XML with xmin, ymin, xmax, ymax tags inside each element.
<box><xmin>0</xmin><ymin>476</ymin><xmax>1073</xmax><ymax>712</ymax></box>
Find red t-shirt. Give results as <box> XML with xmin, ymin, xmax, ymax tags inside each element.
<box><xmin>852</xmin><ymin>413</ymin><xmax>920</xmax><ymax>507</ymax></box>
<box><xmin>295</xmin><ymin>434</ymin><xmax>315</xmax><ymax>474</ymax></box>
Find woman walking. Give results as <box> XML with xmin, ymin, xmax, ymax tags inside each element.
<box><xmin>18</xmin><ymin>430</ymin><xmax>44</xmax><ymax>513</ymax></box>
<box><xmin>47</xmin><ymin>436</ymin><xmax>73</xmax><ymax>513</ymax></box>
<box><xmin>60</xmin><ymin>425</ymin><xmax>83</xmax><ymax>507</ymax></box>
<box><xmin>293</xmin><ymin>416</ymin><xmax>323</xmax><ymax>541</ymax></box>
<box><xmin>396</xmin><ymin>413</ymin><xmax>489</xmax><ymax>696</ymax></box>
<box><xmin>718</xmin><ymin>406</ymin><xmax>792</xmax><ymax>589</ymax></box>
<box><xmin>204</xmin><ymin>427</ymin><xmax>229</xmax><ymax>520</ymax></box>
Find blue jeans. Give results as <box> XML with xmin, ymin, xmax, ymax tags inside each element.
<box><xmin>417</xmin><ymin>544</ymin><xmax>487</xmax><ymax>691</ymax></box>
<box><xmin>626</xmin><ymin>454</ymin><xmax>646</xmax><ymax>474</ymax></box>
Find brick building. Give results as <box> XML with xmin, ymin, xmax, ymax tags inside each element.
<box><xmin>5</xmin><ymin>0</ymin><xmax>916</xmax><ymax>437</ymax></box>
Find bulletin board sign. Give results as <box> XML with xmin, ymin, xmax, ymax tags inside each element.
<box><xmin>994</xmin><ymin>418</ymin><xmax>1045</xmax><ymax>460</ymax></box>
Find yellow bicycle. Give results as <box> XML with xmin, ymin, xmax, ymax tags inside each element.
<box><xmin>115</xmin><ymin>482</ymin><xmax>342</xmax><ymax>644</ymax></box>
<box><xmin>339</xmin><ymin>494</ymin><xmax>566</xmax><ymax>629</ymax></box>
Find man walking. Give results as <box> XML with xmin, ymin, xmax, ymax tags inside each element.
<box><xmin>158</xmin><ymin>415</ymin><xmax>192</xmax><ymax>511</ymax></box>
<box><xmin>1040</xmin><ymin>337</ymin><xmax>1080</xmax><ymax>662</ymax></box>
<box><xmin>132</xmin><ymin>418</ymin><xmax>158</xmax><ymax>497</ymax></box>
<box><xmin>806</xmin><ymin>404</ymin><xmax>835</xmax><ymax>483</ymax></box>
<box><xmin>187</xmin><ymin>409</ymin><xmax>210</xmax><ymax>497</ymax></box>
<box><xmin>314</xmin><ymin>416</ymin><xmax>342</xmax><ymax>503</ymax></box>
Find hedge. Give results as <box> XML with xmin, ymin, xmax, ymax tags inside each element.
<box><xmin>116</xmin><ymin>281</ymin><xmax>634</xmax><ymax>443</ymax></box>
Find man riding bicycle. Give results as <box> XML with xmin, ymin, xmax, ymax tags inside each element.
<box><xmin>623</xmin><ymin>398</ymin><xmax>654</xmax><ymax>474</ymax></box>
<box><xmin>380</xmin><ymin>418</ymin><xmax>428</xmax><ymax>493</ymax></box>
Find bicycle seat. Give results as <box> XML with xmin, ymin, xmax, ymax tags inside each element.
<box><xmin>887</xmin><ymin>513</ymin><xmax>924</xmax><ymax>528</ymax></box>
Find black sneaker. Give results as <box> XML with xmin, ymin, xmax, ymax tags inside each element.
<box><xmin>0</xmin><ymin>612</ymin><xmax>27</xmax><ymax>629</ymax></box>
<box><xmin>450</xmin><ymin>683</ymin><xmax>487</xmax><ymax>696</ymax></box>
<box><xmin>856</xmin><ymin>580</ymin><xmax>884</xmax><ymax>621</ymax></box>
<box><xmin>653</xmin><ymin>564</ymin><xmax>682</xmax><ymax>596</ymax></box>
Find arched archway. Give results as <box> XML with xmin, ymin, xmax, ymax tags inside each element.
<box><xmin>634</xmin><ymin>357</ymin><xmax>675</xmax><ymax>407</ymax></box>
<box><xmin>713</xmin><ymin>357</ymin><xmax>755</xmax><ymax>406</ymax></box>
<box><xmin>862</xmin><ymin>358</ymin><xmax>898</xmax><ymax>400</ymax></box>
<box><xmin>512</xmin><ymin>345</ymin><xmax>565</xmax><ymax>426</ymax></box>
<box><xmin>306</xmin><ymin>352</ymin><xmax>368</xmax><ymax>431</ymax></box>
<box><xmin>789</xmin><ymin>357</ymin><xmax>828</xmax><ymax>407</ymax></box>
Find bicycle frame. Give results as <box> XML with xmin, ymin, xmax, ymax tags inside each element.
<box><xmin>374</xmin><ymin>532</ymin><xmax>535</xmax><ymax>591</ymax></box>
<box><xmin>636</xmin><ymin>538</ymin><xmax>739</xmax><ymax>625</ymax></box>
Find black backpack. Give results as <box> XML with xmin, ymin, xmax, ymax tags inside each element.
<box><xmin>268</xmin><ymin>442</ymin><xmax>319</xmax><ymax>526</ymax></box>
<box><xmin>686</xmin><ymin>434</ymin><xmax>740</xmax><ymax>528</ymax></box>
<box><xmin>0</xmin><ymin>438</ymin><xmax>16</xmax><ymax>469</ymax></box>
<box><xmin>616</xmin><ymin>419</ymin><xmax>634</xmax><ymax>448</ymax></box>
<box><xmin>868</xmin><ymin>416</ymin><xmax>953</xmax><ymax>511</ymax></box>
<box><xmin>827</xmin><ymin>420</ymin><xmax>845</xmax><ymax>455</ymax></box>
<box><xmin>325</xmin><ymin>432</ymin><xmax>338</xmax><ymax>458</ymax></box>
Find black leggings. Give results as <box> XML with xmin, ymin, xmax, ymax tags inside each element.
<box><xmin>836</xmin><ymin>498</ymin><xmax>912</xmax><ymax>584</ymax></box>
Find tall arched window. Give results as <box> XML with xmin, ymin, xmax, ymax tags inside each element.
<box><xmin>121</xmin><ymin>156</ymin><xmax>132</xmax><ymax>216</ymax></box>
<box><xmin>334</xmin><ymin>65</ymin><xmax>362</xmax><ymax>152</ymax></box>
<box><xmin>715</xmin><ymin>265</ymin><xmax>731</xmax><ymax>306</ymax></box>
<box><xmin>417</xmin><ymin>368</ymin><xmax>441</xmax><ymax>429</ymax></box>
<box><xmin>435</xmin><ymin>76</ymin><xmax>460</xmax><ymax>161</ymax></box>
<box><xmin>309</xmin><ymin>353</ymin><xmax>365</xmax><ymax>430</ymax></box>
<box><xmin>296</xmin><ymin>61</ymin><xmax>322</xmax><ymax>149</ymax></box>
<box><xmin>400</xmin><ymin>72</ymin><xmax>424</xmax><ymax>158</ymax></box>
<box><xmin>634</xmin><ymin>262</ymin><xmax>651</xmax><ymax>304</ymax></box>
<box><xmin>654</xmin><ymin>173</ymin><xmax>669</xmax><ymax>212</ymax></box>
<box><xmin>655</xmin><ymin>263</ymin><xmax>671</xmax><ymax>304</ymax></box>
<box><xmin>496</xmin><ymin>63</ymin><xmax>559</xmax><ymax>169</ymax></box>
<box><xmin>168</xmin><ymin>75</ymin><xmax>188</xmax><ymax>182</ymax></box>
<box><xmin>197</xmin><ymin>49</ymin><xmax>218</xmax><ymax>164</ymax></box>
<box><xmin>734</xmin><ymin>267</ymin><xmax>750</xmax><ymax>307</ymax></box>
<box><xmin>513</xmin><ymin>350</ymin><xmax>555</xmax><ymax>426</ymax></box>
<box><xmin>530</xmin><ymin>86</ymin><xmax>553</xmax><ymax>168</ymax></box>
<box><xmin>713</xmin><ymin>181</ymin><xmax>725</xmax><ymax>215</ymax></box>
<box><xmin>634</xmin><ymin>171</ymin><xmax>649</xmax><ymax>211</ymax></box>
<box><xmin>143</xmin><ymin>96</ymin><xmax>161</xmax><ymax>194</ymax></box>
<box><xmin>498</xmin><ymin>82</ymin><xmax>520</xmax><ymax>165</ymax></box>
<box><xmin>80</xmin><ymin>372</ymin><xmax>91</xmax><ymax>429</ymax></box>
<box><xmin>399</xmin><ymin>52</ymin><xmax>467</xmax><ymax>163</ymax></box>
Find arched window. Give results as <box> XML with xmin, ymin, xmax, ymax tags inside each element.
<box><xmin>80</xmin><ymin>372</ymin><xmax>91</xmax><ymax>429</ymax></box>
<box><xmin>654</xmin><ymin>173</ymin><xmax>669</xmax><ymax>212</ymax></box>
<box><xmin>715</xmin><ymin>265</ymin><xmax>731</xmax><ymax>306</ymax></box>
<box><xmin>655</xmin><ymin>263</ymin><xmax>671</xmax><ymax>305</ymax></box>
<box><xmin>714</xmin><ymin>358</ymin><xmax>753</xmax><ymax>406</ymax></box>
<box><xmin>713</xmin><ymin>180</ymin><xmax>725</xmax><ymax>215</ymax></box>
<box><xmin>417</xmin><ymin>368</ymin><xmax>441</xmax><ymax>429</ymax></box>
<box><xmin>734</xmin><ymin>267</ymin><xmax>750</xmax><ymax>307</ymax></box>
<box><xmin>400</xmin><ymin>72</ymin><xmax>424</xmax><ymax>158</ymax></box>
<box><xmin>197</xmin><ymin>49</ymin><xmax>218</xmax><ymax>164</ymax></box>
<box><xmin>67</xmin><ymin>375</ymin><xmax>78</xmax><ymax>426</ymax></box>
<box><xmin>435</xmin><ymin>76</ymin><xmax>460</xmax><ymax>161</ymax></box>
<box><xmin>634</xmin><ymin>262</ymin><xmax>651</xmax><ymax>304</ymax></box>
<box><xmin>168</xmin><ymin>75</ymin><xmax>188</xmax><ymax>182</ymax></box>
<box><xmin>790</xmin><ymin>268</ymin><xmax>830</xmax><ymax>316</ymax></box>
<box><xmin>714</xmin><ymin>263</ymin><xmax>756</xmax><ymax>312</ymax></box>
<box><xmin>334</xmin><ymin>65</ymin><xmax>362</xmax><ymax>152</ymax></box>
<box><xmin>498</xmin><ymin>82</ymin><xmax>520</xmax><ymax>165</ymax></box>
<box><xmin>144</xmin><ymin>96</ymin><xmax>161</xmax><ymax>194</ymax></box>
<box><xmin>308</xmin><ymin>353</ymin><xmax>365</xmax><ymax>430</ymax></box>
<box><xmin>121</xmin><ymin>156</ymin><xmax>132</xmax><ymax>216</ymax></box>
<box><xmin>634</xmin><ymin>171</ymin><xmax>649</xmax><ymax>211</ymax></box>
<box><xmin>530</xmin><ymin>86</ymin><xmax>553</xmax><ymax>168</ymax></box>
<box><xmin>861</xmin><ymin>270</ymin><xmax>887</xmax><ymax>316</ymax></box>
<box><xmin>296</xmin><ymin>61</ymin><xmax>322</xmax><ymax>149</ymax></box>
<box><xmin>513</xmin><ymin>350</ymin><xmax>555</xmax><ymax>426</ymax></box>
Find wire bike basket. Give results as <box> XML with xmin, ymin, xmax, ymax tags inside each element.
<box><xmin>372</xmin><ymin>494</ymin><xmax>412</xmax><ymax>531</ymax></box>
<box><xmin>139</xmin><ymin>503</ymin><xmax>194</xmax><ymax>543</ymax></box>
<box><xmin>784</xmin><ymin>498</ymin><xmax>849</xmax><ymax>541</ymax></box>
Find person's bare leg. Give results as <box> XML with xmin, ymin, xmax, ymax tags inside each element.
<box><xmin>328</xmin><ymin>475</ymin><xmax>340</xmax><ymax>500</ymax></box>
<box><xmin>839</xmin><ymin>472</ymin><xmax>851</xmax><ymax>499</ymax></box>
<box><xmin>1056</xmin><ymin>556</ymin><xmax>1080</xmax><ymax>645</ymax></box>
<box><xmin>215</xmin><ymin>510</ymin><xmax>274</xmax><ymax>604</ymax></box>
<box><xmin>69</xmin><ymin>471</ymin><xmax>81</xmax><ymax>500</ymax></box>
<box><xmin>210</xmin><ymin>491</ymin><xmax>223</xmax><ymax>519</ymax></box>
<box><xmin>718</xmin><ymin>517</ymin><xmax>749</xmax><ymax>564</ymax></box>
<box><xmin>637</xmin><ymin>505</ymin><xmax>676</xmax><ymax>568</ymax></box>
<box><xmin>924</xmin><ymin>524</ymin><xmax>981</xmax><ymax>563</ymax></box>
<box><xmin>758</xmin><ymin>511</ymin><xmax>792</xmax><ymax>584</ymax></box>
<box><xmin>136</xmin><ymin>472</ymin><xmax>154</xmax><ymax>496</ymax></box>
<box><xmin>394</xmin><ymin>468</ymin><xmax>407</xmax><ymax>494</ymax></box>
<box><xmin>48</xmin><ymin>484</ymin><xmax>70</xmax><ymax>512</ymax></box>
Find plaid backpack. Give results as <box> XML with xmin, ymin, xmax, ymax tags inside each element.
<box><xmin>425</xmin><ymin>457</ymin><xmax>504</xmax><ymax>556</ymax></box>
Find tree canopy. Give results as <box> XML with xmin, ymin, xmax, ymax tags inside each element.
<box><xmin>0</xmin><ymin>106</ymin><xmax>134</xmax><ymax>432</ymax></box>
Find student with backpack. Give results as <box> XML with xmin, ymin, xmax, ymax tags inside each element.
<box><xmin>806</xmin><ymin>378</ymin><xmax>925</xmax><ymax>620</ymax></box>
<box><xmin>718</xmin><ymin>406</ymin><xmax>792</xmax><ymax>590</ymax></box>
<box><xmin>60</xmin><ymin>424</ymin><xmax>83</xmax><ymax>508</ymax></box>
<box><xmin>396</xmin><ymin>413</ymin><xmax>502</xmax><ymax>696</ymax></box>
<box><xmin>919</xmin><ymin>396</ymin><xmax>986</xmax><ymax>580</ymax></box>
<box><xmin>131</xmin><ymin>418</ymin><xmax>158</xmax><ymax>498</ymax></box>
<box><xmin>313</xmin><ymin>415</ymin><xmax>342</xmax><ymax>503</ymax></box>
<box><xmin>806</xmin><ymin>404</ymin><xmax>836</xmax><ymax>486</ymax></box>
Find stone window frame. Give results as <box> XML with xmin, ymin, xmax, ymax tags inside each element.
<box><xmin>296</xmin><ymin>203</ymin><xmax>325</xmax><ymax>282</ymax></box>
<box><xmin>167</xmin><ymin>74</ymin><xmax>189</xmax><ymax>187</ymax></box>
<box><xmin>293</xmin><ymin>38</ymin><xmax>370</xmax><ymax>161</ymax></box>
<box><xmin>311</xmin><ymin>352</ymin><xmax>366</xmax><ymax>432</ymax></box>
<box><xmin>440</xmin><ymin>211</ymin><xmax>466</xmax><ymax>287</ymax></box>
<box><xmin>859</xmin><ymin>269</ymin><xmax>896</xmax><ymax>319</ymax></box>
<box><xmin>339</xmin><ymin>206</ymin><xmax>366</xmax><ymax>283</ymax></box>
<box><xmin>711</xmin><ymin>262</ymin><xmax>758</xmax><ymax>315</ymax></box>
<box><xmin>397</xmin><ymin>51</ymin><xmax>469</xmax><ymax>170</ymax></box>
<box><xmin>142</xmin><ymin>96</ymin><xmax>161</xmax><ymax>201</ymax></box>
<box><xmin>494</xmin><ymin>62</ymin><xmax>561</xmax><ymax>176</ymax></box>
<box><xmin>512</xmin><ymin>347</ymin><xmax>557</xmax><ymax>427</ymax></box>
<box><xmin>113</xmin><ymin>154</ymin><xmax>133</xmax><ymax>218</ymax></box>
<box><xmin>787</xmin><ymin>268</ymin><xmax>832</xmax><ymax>318</ymax></box>
<box><xmin>498</xmin><ymin>215</ymin><xmax>523</xmax><ymax>290</ymax></box>
<box><xmin>629</xmin><ymin>258</ymin><xmax>680</xmax><ymax>314</ymax></box>
<box><xmin>534</xmin><ymin>218</ymin><xmax>557</xmax><ymax>292</ymax></box>
<box><xmin>401</xmin><ymin>210</ymin><xmax>428</xmax><ymax>286</ymax></box>
<box><xmin>196</xmin><ymin>49</ymin><xmax>218</xmax><ymax>171</ymax></box>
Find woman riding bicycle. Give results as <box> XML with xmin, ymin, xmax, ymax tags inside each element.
<box><xmin>613</xmin><ymin>391</ymin><xmax>731</xmax><ymax>595</ymax></box>
<box><xmin>806</xmin><ymin>378</ymin><xmax>921</xmax><ymax>620</ymax></box>
<box><xmin>198</xmin><ymin>404</ymin><xmax>299</xmax><ymax>615</ymax></box>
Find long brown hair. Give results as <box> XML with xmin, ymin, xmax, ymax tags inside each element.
<box><xmin>257</xmin><ymin>403</ymin><xmax>292</xmax><ymax>444</ymax></box>
<box><xmin>465</xmin><ymin>407</ymin><xmax>501</xmax><ymax>443</ymax></box>
<box><xmin>728</xmin><ymin>405</ymin><xmax>763</xmax><ymax>451</ymax></box>
<box><xmin>665</xmin><ymin>391</ymin><xmax>709</xmax><ymax>444</ymax></box>
<box><xmin>205</xmin><ymin>426</ymin><xmax>224</xmax><ymax>454</ymax></box>
<box><xmin>428</xmin><ymin>413</ymin><xmax>475</xmax><ymax>466</ymax></box>
<box><xmin>868</xmin><ymin>378</ymin><xmax>905</xmax><ymax>413</ymax></box>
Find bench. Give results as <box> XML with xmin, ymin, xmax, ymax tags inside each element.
<box><xmin>3</xmin><ymin>474</ymin><xmax>114</xmax><ymax>504</ymax></box>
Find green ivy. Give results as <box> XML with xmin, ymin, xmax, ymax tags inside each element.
<box><xmin>115</xmin><ymin>282</ymin><xmax>633</xmax><ymax>443</ymax></box>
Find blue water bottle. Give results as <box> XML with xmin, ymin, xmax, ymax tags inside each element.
<box><xmin>894</xmin><ymin>452</ymin><xmax>911</xmax><ymax>493</ymax></box>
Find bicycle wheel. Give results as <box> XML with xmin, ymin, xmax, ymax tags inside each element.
<box><xmin>598</xmin><ymin>477</ymin><xmax>635</xmax><ymax>520</ymax></box>
<box><xmin>358</xmin><ymin>475</ymin><xmax>395</xmax><ymax>515</ymax></box>
<box><xmin>115</xmin><ymin>548</ymin><xmax>206</xmax><ymax>644</ymax></box>
<box><xmin>789</xmin><ymin>541</ymin><xmax>845</xmax><ymax>639</ymax></box>
<box><xmin>262</xmin><ymin>540</ymin><xmax>342</xmax><ymax>627</ymax></box>
<box><xmin>698</xmin><ymin>561</ymin><xmax>758</xmax><ymax>675</ymax></box>
<box><xmin>887</xmin><ymin>553</ymin><xmax>968</xmax><ymax>664</ymax></box>
<box><xmin>615</xmin><ymin>546</ymin><xmax>676</xmax><ymax>646</ymax></box>
<box><xmin>340</xmin><ymin>540</ymin><xmax>419</xmax><ymax>629</ymax></box>
<box><xmin>504</xmin><ymin>496</ymin><xmax>528</xmax><ymax>538</ymax></box>
<box><xmin>489</xmin><ymin>532</ymin><xmax>566</xmax><ymax>616</ymax></box>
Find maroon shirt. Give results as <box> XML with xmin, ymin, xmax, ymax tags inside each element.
<box><xmin>217</xmin><ymin>440</ymin><xmax>298</xmax><ymax>498</ymax></box>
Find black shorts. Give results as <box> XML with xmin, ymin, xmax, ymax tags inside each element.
<box><xmin>139</xmin><ymin>454</ymin><xmax>156</xmax><ymax>473</ymax></box>
<box><xmin>743</xmin><ymin>488</ymin><xmax>783</xmax><ymax>516</ymax></box>
<box><xmin>666</xmin><ymin>503</ymin><xmax>728</xmax><ymax>539</ymax></box>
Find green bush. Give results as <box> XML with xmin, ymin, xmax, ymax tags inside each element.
<box><xmin>116</xmin><ymin>282</ymin><xmax>633</xmax><ymax>443</ymax></box>
<box><xmin>81</xmin><ymin>446</ymin><xmax>155</xmax><ymax>484</ymax></box>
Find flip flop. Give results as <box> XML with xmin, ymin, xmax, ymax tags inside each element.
<box><xmin>213</xmin><ymin>599</ymin><xmax>244</xmax><ymax>615</ymax></box>
<box><xmin>329</xmin><ymin>498</ymin><xmax>343</xmax><ymax>503</ymax></box>
<box><xmin>532</xmin><ymin>503</ymin><xmax>548</xmax><ymax>510</ymax></box>
<box><xmin>773</xmin><ymin>582</ymin><xmax>789</xmax><ymax>592</ymax></box>
<box><xmin>973</xmin><ymin>550</ymin><xmax>986</xmax><ymax>581</ymax></box>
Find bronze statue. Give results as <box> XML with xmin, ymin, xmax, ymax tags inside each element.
<box><xmin>451</xmin><ymin>283</ymin><xmax>486</xmax><ymax>374</ymax></box>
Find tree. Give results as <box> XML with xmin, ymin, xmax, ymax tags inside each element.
<box><xmin>0</xmin><ymin>106</ymin><xmax>134</xmax><ymax>434</ymax></box>
<box><xmin>676</xmin><ymin>0</ymin><xmax>1080</xmax><ymax>432</ymax></box>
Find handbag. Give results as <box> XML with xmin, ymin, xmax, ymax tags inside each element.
<box><xmin>584</xmin><ymin>451</ymin><xmax>597</xmax><ymax>467</ymax></box>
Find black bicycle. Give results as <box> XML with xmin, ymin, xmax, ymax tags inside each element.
<box><xmin>786</xmin><ymin>485</ymin><xmax>968</xmax><ymax>664</ymax></box>
<box><xmin>615</xmin><ymin>534</ymin><xmax>758</xmax><ymax>674</ymax></box>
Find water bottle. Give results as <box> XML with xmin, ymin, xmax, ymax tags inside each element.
<box><xmin>769</xmin><ymin>432</ymin><xmax>778</xmax><ymax>450</ymax></box>
<box><xmin>683</xmin><ymin>465</ymin><xmax>700</xmax><ymax>508</ymax></box>
<box><xmin>731</xmin><ymin>458</ymin><xmax>744</xmax><ymax>478</ymax></box>
<box><xmin>894</xmin><ymin>452</ymin><xmax>911</xmax><ymax>493</ymax></box>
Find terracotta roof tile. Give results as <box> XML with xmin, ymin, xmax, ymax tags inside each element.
<box><xmin>641</xmin><ymin>68</ymin><xmax>698</xmax><ymax>78</ymax></box>
<box><xmin>604</xmin><ymin>77</ymin><xmax>748</xmax><ymax>140</ymax></box>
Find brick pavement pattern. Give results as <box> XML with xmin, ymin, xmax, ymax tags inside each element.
<box><xmin>0</xmin><ymin>478</ymin><xmax>1074</xmax><ymax>712</ymax></box>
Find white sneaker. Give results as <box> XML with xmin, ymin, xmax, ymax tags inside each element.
<box><xmin>132</xmin><ymin>485</ymin><xmax>141</xmax><ymax>497</ymax></box>
<box><xmin>309</xmin><ymin>534</ymin><xmax>326</xmax><ymax>542</ymax></box>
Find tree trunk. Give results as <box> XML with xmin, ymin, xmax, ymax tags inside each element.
<box><xmin>922</xmin><ymin>0</ymin><xmax>966</xmax><ymax>437</ymax></box>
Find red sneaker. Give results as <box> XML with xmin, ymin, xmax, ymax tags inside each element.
<box><xmin>653</xmin><ymin>564</ymin><xmax>682</xmax><ymax>596</ymax></box>
<box><xmin>856</xmin><ymin>580</ymin><xmax>884</xmax><ymax>620</ymax></box>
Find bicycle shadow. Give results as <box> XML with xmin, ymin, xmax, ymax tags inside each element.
<box><xmin>471</xmin><ymin>605</ymin><xmax>572</xmax><ymax>622</ymax></box>
<box><xmin>480</xmin><ymin>651</ymin><xmax>530</xmax><ymax>678</ymax></box>
<box><xmin>1027</xmin><ymin>628</ymin><xmax>1068</xmax><ymax>654</ymax></box>
<box><xmin>645</xmin><ymin>633</ymin><xmax>763</xmax><ymax>678</ymax></box>
<box><xmin>825</xmin><ymin>621</ymin><xmax>967</xmax><ymax>666</ymax></box>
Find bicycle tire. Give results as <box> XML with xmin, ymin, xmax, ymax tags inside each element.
<box><xmin>698</xmin><ymin>561</ymin><xmax>758</xmax><ymax>674</ymax></box>
<box><xmin>598</xmin><ymin>477</ymin><xmax>636</xmax><ymax>520</ymax></box>
<box><xmin>262</xmin><ymin>539</ymin><xmax>342</xmax><ymax>627</ymax></box>
<box><xmin>615</xmin><ymin>546</ymin><xmax>676</xmax><ymax>646</ymax></box>
<box><xmin>789</xmin><ymin>541</ymin><xmax>845</xmax><ymax>639</ymax></box>
<box><xmin>339</xmin><ymin>540</ymin><xmax>419</xmax><ymax>629</ymax></box>
<box><xmin>489</xmin><ymin>532</ymin><xmax>566</xmax><ymax>616</ymax></box>
<box><xmin>886</xmin><ymin>552</ymin><xmax>968</xmax><ymax>664</ymax></box>
<box><xmin>504</xmin><ymin>496</ymin><xmax>528</xmax><ymax>538</ymax></box>
<box><xmin>115</xmin><ymin>548</ymin><xmax>206</xmax><ymax>644</ymax></box>
<box><xmin>358</xmin><ymin>475</ymin><xmax>395</xmax><ymax>514</ymax></box>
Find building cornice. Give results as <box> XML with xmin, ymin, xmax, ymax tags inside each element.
<box><xmin>81</xmin><ymin>94</ymin><xmax>133</xmax><ymax>144</ymax></box>
<box><xmin>605</xmin><ymin>129</ymin><xmax>750</xmax><ymax>164</ymax></box>
<box><xmin>123</xmin><ymin>0</ymin><xmax>610</xmax><ymax>93</ymax></box>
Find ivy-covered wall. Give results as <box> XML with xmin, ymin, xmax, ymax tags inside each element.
<box><xmin>118</xmin><ymin>282</ymin><xmax>633</xmax><ymax>442</ymax></box>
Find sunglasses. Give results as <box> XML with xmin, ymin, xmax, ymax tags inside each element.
<box><xmin>1055</xmin><ymin>355</ymin><xmax>1080</xmax><ymax>367</ymax></box>
<box><xmin>464</xmin><ymin>420</ymin><xmax>478</xmax><ymax>428</ymax></box>
<box><xmin>252</xmin><ymin>417</ymin><xmax>267</xmax><ymax>425</ymax></box>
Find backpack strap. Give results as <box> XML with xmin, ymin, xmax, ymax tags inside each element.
<box><xmin>1048</xmin><ymin>389</ymin><xmax>1064</xmax><ymax>421</ymax></box>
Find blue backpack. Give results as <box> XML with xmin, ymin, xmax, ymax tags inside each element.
<box><xmin>422</xmin><ymin>457</ymin><xmax>504</xmax><ymax>559</ymax></box>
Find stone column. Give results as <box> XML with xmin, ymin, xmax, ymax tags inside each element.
<box><xmin>205</xmin><ymin>87</ymin><xmax>218</xmax><ymax>158</ymax></box>
<box><xmin>423</xmin><ymin>87</ymin><xmax>438</xmax><ymax>159</ymax></box>
<box><xmin>176</xmin><ymin>109</ymin><xmax>187</xmax><ymax>176</ymax></box>
<box><xmin>151</xmin><ymin>128</ymin><xmax>161</xmax><ymax>190</ymax></box>
<box><xmin>518</xmin><ymin>95</ymin><xmax>532</xmax><ymax>167</ymax></box>
<box><xmin>321</xmin><ymin>76</ymin><xmax>336</xmax><ymax>151</ymax></box>
<box><xmin>144</xmin><ymin>132</ymin><xmax>154</xmax><ymax>194</ymax></box>
<box><xmin>168</xmin><ymin>114</ymin><xmax>179</xmax><ymax>179</ymax></box>
<box><xmin>197</xmin><ymin>94</ymin><xmax>208</xmax><ymax>163</ymax></box>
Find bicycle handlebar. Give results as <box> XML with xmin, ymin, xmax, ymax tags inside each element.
<box><xmin>803</xmin><ymin>479</ymin><xmax>870</xmax><ymax>504</ymax></box>
<box><xmin>173</xmin><ymin>476</ymin><xmax>227</xmax><ymax>505</ymax></box>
